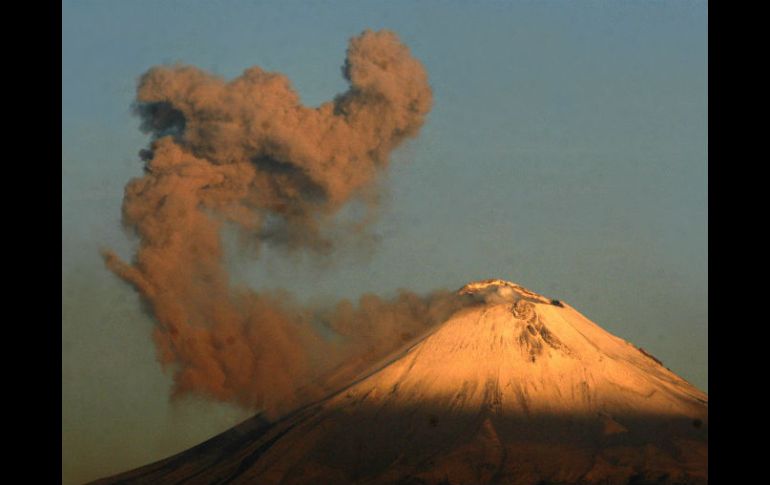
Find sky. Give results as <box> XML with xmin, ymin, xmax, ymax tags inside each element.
<box><xmin>62</xmin><ymin>1</ymin><xmax>707</xmax><ymax>484</ymax></box>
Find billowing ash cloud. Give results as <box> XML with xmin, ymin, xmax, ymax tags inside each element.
<box><xmin>132</xmin><ymin>28</ymin><xmax>432</xmax><ymax>250</ymax></box>
<box><xmin>103</xmin><ymin>30</ymin><xmax>469</xmax><ymax>417</ymax></box>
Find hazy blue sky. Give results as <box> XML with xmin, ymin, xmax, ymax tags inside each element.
<box><xmin>62</xmin><ymin>1</ymin><xmax>707</xmax><ymax>483</ymax></box>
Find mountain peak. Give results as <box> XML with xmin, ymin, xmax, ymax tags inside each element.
<box><xmin>94</xmin><ymin>280</ymin><xmax>708</xmax><ymax>485</ymax></box>
<box><xmin>458</xmin><ymin>278</ymin><xmax>554</xmax><ymax>305</ymax></box>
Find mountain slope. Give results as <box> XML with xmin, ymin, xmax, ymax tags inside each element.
<box><xmin>92</xmin><ymin>280</ymin><xmax>707</xmax><ymax>485</ymax></box>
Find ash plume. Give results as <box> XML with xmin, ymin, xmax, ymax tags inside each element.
<box><xmin>103</xmin><ymin>30</ymin><xmax>464</xmax><ymax>417</ymax></box>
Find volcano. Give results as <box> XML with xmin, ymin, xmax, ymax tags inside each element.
<box><xmin>91</xmin><ymin>280</ymin><xmax>707</xmax><ymax>485</ymax></box>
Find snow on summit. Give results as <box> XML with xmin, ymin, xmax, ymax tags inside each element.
<box><xmin>332</xmin><ymin>278</ymin><xmax>706</xmax><ymax>419</ymax></box>
<box><xmin>93</xmin><ymin>279</ymin><xmax>708</xmax><ymax>485</ymax></box>
<box><xmin>458</xmin><ymin>278</ymin><xmax>554</xmax><ymax>305</ymax></box>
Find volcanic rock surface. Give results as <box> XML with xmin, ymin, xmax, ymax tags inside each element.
<box><xmin>92</xmin><ymin>280</ymin><xmax>707</xmax><ymax>485</ymax></box>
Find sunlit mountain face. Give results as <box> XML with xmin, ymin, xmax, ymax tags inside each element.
<box><xmin>92</xmin><ymin>280</ymin><xmax>707</xmax><ymax>485</ymax></box>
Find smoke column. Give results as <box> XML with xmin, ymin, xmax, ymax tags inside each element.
<box><xmin>103</xmin><ymin>30</ymin><xmax>468</xmax><ymax>417</ymax></box>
